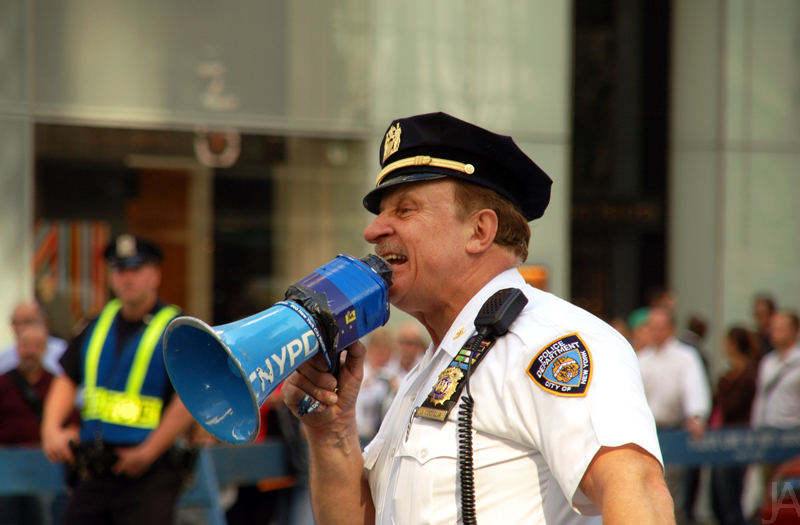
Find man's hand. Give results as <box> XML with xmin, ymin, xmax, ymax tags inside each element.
<box><xmin>41</xmin><ymin>374</ymin><xmax>79</xmax><ymax>464</ymax></box>
<box><xmin>41</xmin><ymin>425</ymin><xmax>80</xmax><ymax>465</ymax></box>
<box><xmin>113</xmin><ymin>444</ymin><xmax>158</xmax><ymax>478</ymax></box>
<box><xmin>685</xmin><ymin>416</ymin><xmax>706</xmax><ymax>440</ymax></box>
<box><xmin>282</xmin><ymin>340</ymin><xmax>375</xmax><ymax>525</ymax></box>
<box><xmin>282</xmin><ymin>340</ymin><xmax>367</xmax><ymax>430</ymax></box>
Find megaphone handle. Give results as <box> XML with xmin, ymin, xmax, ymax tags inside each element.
<box><xmin>328</xmin><ymin>351</ymin><xmax>340</xmax><ymax>377</ymax></box>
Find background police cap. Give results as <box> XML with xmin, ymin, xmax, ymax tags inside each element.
<box><xmin>104</xmin><ymin>234</ymin><xmax>163</xmax><ymax>269</ymax></box>
<box><xmin>363</xmin><ymin>112</ymin><xmax>553</xmax><ymax>221</ymax></box>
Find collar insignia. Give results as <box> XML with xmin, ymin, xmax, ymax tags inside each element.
<box><xmin>453</xmin><ymin>327</ymin><xmax>466</xmax><ymax>339</ymax></box>
<box><xmin>382</xmin><ymin>122</ymin><xmax>402</xmax><ymax>164</ymax></box>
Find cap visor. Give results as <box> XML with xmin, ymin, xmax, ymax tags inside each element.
<box><xmin>109</xmin><ymin>257</ymin><xmax>149</xmax><ymax>270</ymax></box>
<box><xmin>363</xmin><ymin>172</ymin><xmax>448</xmax><ymax>214</ymax></box>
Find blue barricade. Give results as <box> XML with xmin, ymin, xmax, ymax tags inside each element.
<box><xmin>1</xmin><ymin>429</ymin><xmax>799</xmax><ymax>523</ymax></box>
<box><xmin>659</xmin><ymin>426</ymin><xmax>800</xmax><ymax>466</ymax></box>
<box><xmin>0</xmin><ymin>441</ymin><xmax>292</xmax><ymax>525</ymax></box>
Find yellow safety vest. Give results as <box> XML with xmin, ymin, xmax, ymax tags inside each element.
<box><xmin>81</xmin><ymin>299</ymin><xmax>179</xmax><ymax>430</ymax></box>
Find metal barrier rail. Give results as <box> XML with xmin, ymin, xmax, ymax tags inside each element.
<box><xmin>659</xmin><ymin>427</ymin><xmax>800</xmax><ymax>466</ymax></box>
<box><xmin>0</xmin><ymin>441</ymin><xmax>290</xmax><ymax>525</ymax></box>
<box><xmin>1</xmin><ymin>429</ymin><xmax>799</xmax><ymax>523</ymax></box>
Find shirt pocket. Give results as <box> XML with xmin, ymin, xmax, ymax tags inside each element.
<box><xmin>392</xmin><ymin>422</ymin><xmax>459</xmax><ymax>523</ymax></box>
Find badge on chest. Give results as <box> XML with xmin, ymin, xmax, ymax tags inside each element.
<box><xmin>415</xmin><ymin>335</ymin><xmax>495</xmax><ymax>422</ymax></box>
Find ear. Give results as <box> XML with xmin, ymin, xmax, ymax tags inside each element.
<box><xmin>465</xmin><ymin>209</ymin><xmax>498</xmax><ymax>255</ymax></box>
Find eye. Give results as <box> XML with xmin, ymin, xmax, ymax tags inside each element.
<box><xmin>391</xmin><ymin>193</ymin><xmax>418</xmax><ymax>217</ymax></box>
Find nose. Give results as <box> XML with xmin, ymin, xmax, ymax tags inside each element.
<box><xmin>363</xmin><ymin>212</ymin><xmax>392</xmax><ymax>244</ymax></box>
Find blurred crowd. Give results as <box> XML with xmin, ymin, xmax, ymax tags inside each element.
<box><xmin>0</xmin><ymin>285</ymin><xmax>797</xmax><ymax>524</ymax></box>
<box><xmin>612</xmin><ymin>289</ymin><xmax>800</xmax><ymax>525</ymax></box>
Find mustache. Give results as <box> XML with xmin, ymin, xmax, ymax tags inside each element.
<box><xmin>375</xmin><ymin>243</ymin><xmax>406</xmax><ymax>257</ymax></box>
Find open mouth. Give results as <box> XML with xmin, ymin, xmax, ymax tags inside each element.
<box><xmin>380</xmin><ymin>253</ymin><xmax>408</xmax><ymax>267</ymax></box>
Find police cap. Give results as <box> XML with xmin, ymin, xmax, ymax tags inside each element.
<box><xmin>362</xmin><ymin>112</ymin><xmax>552</xmax><ymax>221</ymax></box>
<box><xmin>104</xmin><ymin>234</ymin><xmax>163</xmax><ymax>269</ymax></box>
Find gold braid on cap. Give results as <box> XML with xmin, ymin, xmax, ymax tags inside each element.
<box><xmin>375</xmin><ymin>156</ymin><xmax>475</xmax><ymax>186</ymax></box>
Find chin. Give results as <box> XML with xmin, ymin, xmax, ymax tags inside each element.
<box><xmin>388</xmin><ymin>287</ymin><xmax>409</xmax><ymax>310</ymax></box>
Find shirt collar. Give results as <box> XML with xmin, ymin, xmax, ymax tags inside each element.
<box><xmin>778</xmin><ymin>344</ymin><xmax>800</xmax><ymax>362</ymax></box>
<box><xmin>437</xmin><ymin>267</ymin><xmax>527</xmax><ymax>358</ymax></box>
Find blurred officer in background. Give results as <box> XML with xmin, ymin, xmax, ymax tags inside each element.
<box><xmin>41</xmin><ymin>234</ymin><xmax>195</xmax><ymax>525</ymax></box>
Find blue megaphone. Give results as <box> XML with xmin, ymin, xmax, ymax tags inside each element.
<box><xmin>162</xmin><ymin>254</ymin><xmax>392</xmax><ymax>444</ymax></box>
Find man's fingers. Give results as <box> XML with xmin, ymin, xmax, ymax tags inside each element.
<box><xmin>43</xmin><ymin>435</ymin><xmax>76</xmax><ymax>465</ymax></box>
<box><xmin>292</xmin><ymin>368</ymin><xmax>339</xmax><ymax>406</ymax></box>
<box><xmin>341</xmin><ymin>340</ymin><xmax>367</xmax><ymax>377</ymax></box>
<box><xmin>346</xmin><ymin>340</ymin><xmax>367</xmax><ymax>359</ymax></box>
<box><xmin>301</xmin><ymin>351</ymin><xmax>333</xmax><ymax>373</ymax></box>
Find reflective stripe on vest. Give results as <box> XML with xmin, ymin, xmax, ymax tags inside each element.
<box><xmin>82</xmin><ymin>300</ymin><xmax>180</xmax><ymax>429</ymax></box>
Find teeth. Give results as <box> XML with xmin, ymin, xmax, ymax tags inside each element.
<box><xmin>382</xmin><ymin>254</ymin><xmax>407</xmax><ymax>263</ymax></box>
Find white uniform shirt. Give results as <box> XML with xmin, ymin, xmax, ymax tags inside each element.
<box><xmin>363</xmin><ymin>269</ymin><xmax>662</xmax><ymax>524</ymax></box>
<box><xmin>752</xmin><ymin>344</ymin><xmax>800</xmax><ymax>428</ymax></box>
<box><xmin>637</xmin><ymin>338</ymin><xmax>711</xmax><ymax>427</ymax></box>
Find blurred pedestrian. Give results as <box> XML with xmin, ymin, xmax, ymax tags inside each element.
<box><xmin>638</xmin><ymin>307</ymin><xmax>711</xmax><ymax>522</ymax></box>
<box><xmin>646</xmin><ymin>286</ymin><xmax>677</xmax><ymax>312</ymax></box>
<box><xmin>677</xmin><ymin>312</ymin><xmax>711</xmax><ymax>522</ymax></box>
<box><xmin>746</xmin><ymin>309</ymin><xmax>800</xmax><ymax>519</ymax></box>
<box><xmin>355</xmin><ymin>327</ymin><xmax>397</xmax><ymax>442</ymax></box>
<box><xmin>388</xmin><ymin>320</ymin><xmax>429</xmax><ymax>380</ymax></box>
<box><xmin>752</xmin><ymin>310</ymin><xmax>800</xmax><ymax>429</ymax></box>
<box><xmin>0</xmin><ymin>324</ymin><xmax>79</xmax><ymax>524</ymax></box>
<box><xmin>752</xmin><ymin>294</ymin><xmax>777</xmax><ymax>357</ymax></box>
<box><xmin>0</xmin><ymin>300</ymin><xmax>67</xmax><ymax>375</ymax></box>
<box><xmin>627</xmin><ymin>307</ymin><xmax>652</xmax><ymax>352</ymax></box>
<box><xmin>40</xmin><ymin>234</ymin><xmax>195</xmax><ymax>525</ymax></box>
<box><xmin>679</xmin><ymin>314</ymin><xmax>708</xmax><ymax>365</ymax></box>
<box><xmin>708</xmin><ymin>326</ymin><xmax>757</xmax><ymax>525</ymax></box>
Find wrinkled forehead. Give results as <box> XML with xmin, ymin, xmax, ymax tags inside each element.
<box><xmin>375</xmin><ymin>177</ymin><xmax>457</xmax><ymax>212</ymax></box>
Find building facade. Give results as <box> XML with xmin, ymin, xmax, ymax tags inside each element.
<box><xmin>1</xmin><ymin>0</ymin><xmax>799</xmax><ymax>378</ymax></box>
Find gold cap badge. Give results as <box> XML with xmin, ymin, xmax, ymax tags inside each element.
<box><xmin>382</xmin><ymin>123</ymin><xmax>402</xmax><ymax>164</ymax></box>
<box><xmin>116</xmin><ymin>234</ymin><xmax>137</xmax><ymax>258</ymax></box>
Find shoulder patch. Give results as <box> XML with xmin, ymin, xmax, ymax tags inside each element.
<box><xmin>527</xmin><ymin>333</ymin><xmax>592</xmax><ymax>396</ymax></box>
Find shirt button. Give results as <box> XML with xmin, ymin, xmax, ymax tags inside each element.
<box><xmin>420</xmin><ymin>448</ymin><xmax>428</xmax><ymax>459</ymax></box>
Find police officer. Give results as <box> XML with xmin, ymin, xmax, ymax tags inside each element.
<box><xmin>282</xmin><ymin>112</ymin><xmax>675</xmax><ymax>523</ymax></box>
<box><xmin>41</xmin><ymin>234</ymin><xmax>195</xmax><ymax>525</ymax></box>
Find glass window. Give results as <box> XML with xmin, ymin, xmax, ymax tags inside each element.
<box><xmin>34</xmin><ymin>123</ymin><xmax>367</xmax><ymax>335</ymax></box>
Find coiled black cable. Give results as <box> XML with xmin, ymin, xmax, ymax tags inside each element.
<box><xmin>456</xmin><ymin>288</ymin><xmax>527</xmax><ymax>524</ymax></box>
<box><xmin>458</xmin><ymin>393</ymin><xmax>477</xmax><ymax>524</ymax></box>
<box><xmin>458</xmin><ymin>334</ymin><xmax>484</xmax><ymax>525</ymax></box>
